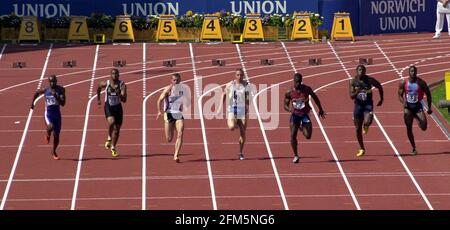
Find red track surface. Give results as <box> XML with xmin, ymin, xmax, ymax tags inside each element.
<box><xmin>0</xmin><ymin>33</ymin><xmax>449</xmax><ymax>210</ymax></box>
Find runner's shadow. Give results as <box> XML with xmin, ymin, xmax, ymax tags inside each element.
<box><xmin>62</xmin><ymin>157</ymin><xmax>130</xmax><ymax>162</ymax></box>
<box><xmin>257</xmin><ymin>156</ymin><xmax>320</xmax><ymax>161</ymax></box>
<box><xmin>396</xmin><ymin>151</ymin><xmax>450</xmax><ymax>157</ymax></box>
<box><xmin>327</xmin><ymin>159</ymin><xmax>377</xmax><ymax>163</ymax></box>
<box><xmin>146</xmin><ymin>153</ymin><xmax>193</xmax><ymax>157</ymax></box>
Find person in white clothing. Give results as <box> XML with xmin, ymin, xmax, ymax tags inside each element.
<box><xmin>222</xmin><ymin>69</ymin><xmax>250</xmax><ymax>160</ymax></box>
<box><xmin>157</xmin><ymin>73</ymin><xmax>186</xmax><ymax>163</ymax></box>
<box><xmin>434</xmin><ymin>0</ymin><xmax>450</xmax><ymax>39</ymax></box>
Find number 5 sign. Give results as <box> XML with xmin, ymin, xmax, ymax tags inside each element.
<box><xmin>243</xmin><ymin>14</ymin><xmax>264</xmax><ymax>41</ymax></box>
<box><xmin>156</xmin><ymin>15</ymin><xmax>179</xmax><ymax>42</ymax></box>
<box><xmin>331</xmin><ymin>12</ymin><xmax>354</xmax><ymax>41</ymax></box>
<box><xmin>113</xmin><ymin>15</ymin><xmax>135</xmax><ymax>42</ymax></box>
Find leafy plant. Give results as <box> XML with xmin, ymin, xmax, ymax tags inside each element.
<box><xmin>0</xmin><ymin>14</ymin><xmax>21</xmax><ymax>28</ymax></box>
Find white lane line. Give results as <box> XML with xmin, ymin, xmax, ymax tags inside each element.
<box><xmin>0</xmin><ymin>43</ymin><xmax>53</xmax><ymax>210</ymax></box>
<box><xmin>70</xmin><ymin>46</ymin><xmax>101</xmax><ymax>210</ymax></box>
<box><xmin>190</xmin><ymin>43</ymin><xmax>218</xmax><ymax>210</ymax></box>
<box><xmin>88</xmin><ymin>45</ymin><xmax>100</xmax><ymax>98</ymax></box>
<box><xmin>141</xmin><ymin>43</ymin><xmax>147</xmax><ymax>210</ymax></box>
<box><xmin>236</xmin><ymin>43</ymin><xmax>289</xmax><ymax>210</ymax></box>
<box><xmin>142</xmin><ymin>43</ymin><xmax>147</xmax><ymax>98</ymax></box>
<box><xmin>0</xmin><ymin>44</ymin><xmax>7</xmax><ymax>60</ymax></box>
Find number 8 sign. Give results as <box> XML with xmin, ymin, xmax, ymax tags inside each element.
<box><xmin>18</xmin><ymin>16</ymin><xmax>40</xmax><ymax>43</ymax></box>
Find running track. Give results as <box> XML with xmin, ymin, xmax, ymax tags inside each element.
<box><xmin>0</xmin><ymin>33</ymin><xmax>449</xmax><ymax>210</ymax></box>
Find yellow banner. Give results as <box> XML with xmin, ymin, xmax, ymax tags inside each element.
<box><xmin>445</xmin><ymin>72</ymin><xmax>450</xmax><ymax>100</ymax></box>
<box><xmin>18</xmin><ymin>16</ymin><xmax>40</xmax><ymax>43</ymax></box>
<box><xmin>112</xmin><ymin>15</ymin><xmax>135</xmax><ymax>42</ymax></box>
<box><xmin>68</xmin><ymin>16</ymin><xmax>90</xmax><ymax>42</ymax></box>
<box><xmin>156</xmin><ymin>15</ymin><xmax>179</xmax><ymax>42</ymax></box>
<box><xmin>243</xmin><ymin>14</ymin><xmax>264</xmax><ymax>41</ymax></box>
<box><xmin>201</xmin><ymin>15</ymin><xmax>223</xmax><ymax>42</ymax></box>
<box><xmin>331</xmin><ymin>12</ymin><xmax>354</xmax><ymax>41</ymax></box>
<box><xmin>291</xmin><ymin>13</ymin><xmax>315</xmax><ymax>41</ymax></box>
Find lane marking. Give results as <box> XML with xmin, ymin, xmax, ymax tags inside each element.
<box><xmin>190</xmin><ymin>43</ymin><xmax>218</xmax><ymax>210</ymax></box>
<box><xmin>70</xmin><ymin>45</ymin><xmax>101</xmax><ymax>210</ymax></box>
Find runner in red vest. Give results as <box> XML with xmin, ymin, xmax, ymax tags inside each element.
<box><xmin>284</xmin><ymin>73</ymin><xmax>325</xmax><ymax>164</ymax></box>
<box><xmin>398</xmin><ymin>65</ymin><xmax>433</xmax><ymax>155</ymax></box>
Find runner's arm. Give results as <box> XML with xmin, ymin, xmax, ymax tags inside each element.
<box><xmin>30</xmin><ymin>88</ymin><xmax>45</xmax><ymax>109</ymax></box>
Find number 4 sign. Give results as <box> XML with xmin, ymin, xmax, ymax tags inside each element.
<box><xmin>201</xmin><ymin>15</ymin><xmax>223</xmax><ymax>42</ymax></box>
<box><xmin>156</xmin><ymin>15</ymin><xmax>179</xmax><ymax>42</ymax></box>
<box><xmin>331</xmin><ymin>12</ymin><xmax>354</xmax><ymax>41</ymax></box>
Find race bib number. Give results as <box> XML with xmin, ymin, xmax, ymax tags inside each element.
<box><xmin>46</xmin><ymin>96</ymin><xmax>56</xmax><ymax>106</ymax></box>
<box><xmin>406</xmin><ymin>92</ymin><xmax>418</xmax><ymax>103</ymax></box>
<box><xmin>357</xmin><ymin>92</ymin><xmax>367</xmax><ymax>101</ymax></box>
<box><xmin>293</xmin><ymin>99</ymin><xmax>305</xmax><ymax>110</ymax></box>
<box><xmin>108</xmin><ymin>93</ymin><xmax>120</xmax><ymax>106</ymax></box>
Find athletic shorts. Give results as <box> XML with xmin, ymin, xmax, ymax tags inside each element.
<box><xmin>353</xmin><ymin>102</ymin><xmax>373</xmax><ymax>119</ymax></box>
<box><xmin>164</xmin><ymin>112</ymin><xmax>183</xmax><ymax>124</ymax></box>
<box><xmin>104</xmin><ymin>103</ymin><xmax>123</xmax><ymax>125</ymax></box>
<box><xmin>405</xmin><ymin>102</ymin><xmax>423</xmax><ymax>114</ymax></box>
<box><xmin>44</xmin><ymin>110</ymin><xmax>61</xmax><ymax>136</ymax></box>
<box><xmin>290</xmin><ymin>113</ymin><xmax>311</xmax><ymax>126</ymax></box>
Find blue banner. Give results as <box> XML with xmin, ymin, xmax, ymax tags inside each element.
<box><xmin>359</xmin><ymin>0</ymin><xmax>435</xmax><ymax>35</ymax></box>
<box><xmin>0</xmin><ymin>0</ymin><xmax>319</xmax><ymax>18</ymax></box>
<box><xmin>0</xmin><ymin>0</ymin><xmax>439</xmax><ymax>35</ymax></box>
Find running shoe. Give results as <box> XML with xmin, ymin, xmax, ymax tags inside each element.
<box><xmin>104</xmin><ymin>140</ymin><xmax>112</xmax><ymax>150</ymax></box>
<box><xmin>363</xmin><ymin>126</ymin><xmax>369</xmax><ymax>135</ymax></box>
<box><xmin>52</xmin><ymin>153</ymin><xmax>60</xmax><ymax>160</ymax></box>
<box><xmin>174</xmin><ymin>156</ymin><xmax>180</xmax><ymax>163</ymax></box>
<box><xmin>410</xmin><ymin>149</ymin><xmax>417</xmax><ymax>156</ymax></box>
<box><xmin>292</xmin><ymin>155</ymin><xmax>299</xmax><ymax>163</ymax></box>
<box><xmin>239</xmin><ymin>153</ymin><xmax>245</xmax><ymax>160</ymax></box>
<box><xmin>111</xmin><ymin>148</ymin><xmax>119</xmax><ymax>157</ymax></box>
<box><xmin>356</xmin><ymin>149</ymin><xmax>365</xmax><ymax>157</ymax></box>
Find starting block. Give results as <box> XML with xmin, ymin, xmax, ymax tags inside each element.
<box><xmin>163</xmin><ymin>60</ymin><xmax>176</xmax><ymax>67</ymax></box>
<box><xmin>260</xmin><ymin>59</ymin><xmax>274</xmax><ymax>65</ymax></box>
<box><xmin>63</xmin><ymin>60</ymin><xmax>77</xmax><ymax>68</ymax></box>
<box><xmin>359</xmin><ymin>58</ymin><xmax>373</xmax><ymax>65</ymax></box>
<box><xmin>212</xmin><ymin>59</ymin><xmax>226</xmax><ymax>66</ymax></box>
<box><xmin>308</xmin><ymin>58</ymin><xmax>322</xmax><ymax>66</ymax></box>
<box><xmin>13</xmin><ymin>62</ymin><xmax>27</xmax><ymax>68</ymax></box>
<box><xmin>113</xmin><ymin>60</ymin><xmax>127</xmax><ymax>67</ymax></box>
